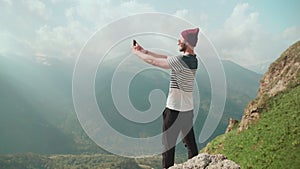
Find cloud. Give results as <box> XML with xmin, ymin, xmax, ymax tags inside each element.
<box><xmin>23</xmin><ymin>0</ymin><xmax>50</xmax><ymax>19</ymax></box>
<box><xmin>32</xmin><ymin>21</ymin><xmax>91</xmax><ymax>58</ymax></box>
<box><xmin>0</xmin><ymin>0</ymin><xmax>156</xmax><ymax>60</ymax></box>
<box><xmin>0</xmin><ymin>31</ymin><xmax>33</xmax><ymax>57</ymax></box>
<box><xmin>282</xmin><ymin>26</ymin><xmax>300</xmax><ymax>44</ymax></box>
<box><xmin>1</xmin><ymin>0</ymin><xmax>298</xmax><ymax>73</ymax></box>
<box><xmin>216</xmin><ymin>3</ymin><xmax>261</xmax><ymax>52</ymax></box>
<box><xmin>30</xmin><ymin>0</ymin><xmax>156</xmax><ymax>58</ymax></box>
<box><xmin>1</xmin><ymin>0</ymin><xmax>12</xmax><ymax>6</ymax></box>
<box><xmin>74</xmin><ymin>0</ymin><xmax>155</xmax><ymax>27</ymax></box>
<box><xmin>174</xmin><ymin>9</ymin><xmax>189</xmax><ymax>19</ymax></box>
<box><xmin>208</xmin><ymin>3</ymin><xmax>299</xmax><ymax>73</ymax></box>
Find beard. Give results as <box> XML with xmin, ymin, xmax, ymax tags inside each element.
<box><xmin>179</xmin><ymin>43</ymin><xmax>187</xmax><ymax>52</ymax></box>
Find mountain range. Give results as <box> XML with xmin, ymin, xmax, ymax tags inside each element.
<box><xmin>0</xmin><ymin>54</ymin><xmax>261</xmax><ymax>155</ymax></box>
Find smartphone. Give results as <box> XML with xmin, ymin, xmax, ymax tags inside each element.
<box><xmin>133</xmin><ymin>39</ymin><xmax>137</xmax><ymax>46</ymax></box>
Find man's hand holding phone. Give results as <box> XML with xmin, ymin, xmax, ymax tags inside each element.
<box><xmin>132</xmin><ymin>39</ymin><xmax>145</xmax><ymax>54</ymax></box>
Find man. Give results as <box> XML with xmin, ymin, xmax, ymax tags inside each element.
<box><xmin>132</xmin><ymin>28</ymin><xmax>199</xmax><ymax>168</ymax></box>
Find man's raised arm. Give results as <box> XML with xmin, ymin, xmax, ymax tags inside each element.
<box><xmin>132</xmin><ymin>43</ymin><xmax>170</xmax><ymax>69</ymax></box>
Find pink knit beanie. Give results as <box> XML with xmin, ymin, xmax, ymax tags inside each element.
<box><xmin>181</xmin><ymin>28</ymin><xmax>199</xmax><ymax>47</ymax></box>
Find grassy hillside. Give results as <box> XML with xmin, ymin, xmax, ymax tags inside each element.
<box><xmin>201</xmin><ymin>85</ymin><xmax>300</xmax><ymax>168</ymax></box>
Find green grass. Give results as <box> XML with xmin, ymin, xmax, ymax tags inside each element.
<box><xmin>202</xmin><ymin>85</ymin><xmax>300</xmax><ymax>169</ymax></box>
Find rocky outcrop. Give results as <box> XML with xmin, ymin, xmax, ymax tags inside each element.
<box><xmin>237</xmin><ymin>41</ymin><xmax>300</xmax><ymax>131</ymax></box>
<box><xmin>225</xmin><ymin>118</ymin><xmax>239</xmax><ymax>133</ymax></box>
<box><xmin>169</xmin><ymin>153</ymin><xmax>240</xmax><ymax>169</ymax></box>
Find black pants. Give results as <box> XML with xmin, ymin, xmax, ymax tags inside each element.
<box><xmin>162</xmin><ymin>108</ymin><xmax>198</xmax><ymax>169</ymax></box>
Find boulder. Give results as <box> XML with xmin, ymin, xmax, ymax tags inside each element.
<box><xmin>168</xmin><ymin>153</ymin><xmax>240</xmax><ymax>169</ymax></box>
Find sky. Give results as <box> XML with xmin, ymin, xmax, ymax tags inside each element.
<box><xmin>0</xmin><ymin>0</ymin><xmax>299</xmax><ymax>73</ymax></box>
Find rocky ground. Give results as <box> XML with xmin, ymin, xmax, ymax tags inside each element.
<box><xmin>169</xmin><ymin>153</ymin><xmax>240</xmax><ymax>169</ymax></box>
